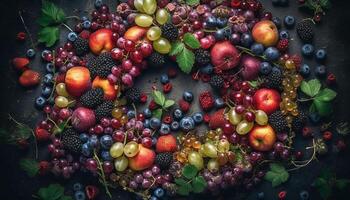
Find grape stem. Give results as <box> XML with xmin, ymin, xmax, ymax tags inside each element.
<box><xmin>288</xmin><ymin>139</ymin><xmax>317</xmax><ymax>171</ymax></box>
<box><xmin>93</xmin><ymin>150</ymin><xmax>112</xmax><ymax>199</ymax></box>
<box><xmin>297</xmin><ymin>98</ymin><xmax>314</xmax><ymax>102</ymax></box>
<box><xmin>18</xmin><ymin>11</ymin><xmax>36</xmax><ymax>50</ymax></box>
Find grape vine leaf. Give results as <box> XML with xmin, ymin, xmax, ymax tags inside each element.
<box><xmin>182</xmin><ymin>164</ymin><xmax>198</xmax><ymax>179</ymax></box>
<box><xmin>264</xmin><ymin>163</ymin><xmax>289</xmax><ymax>187</ymax></box>
<box><xmin>175</xmin><ymin>178</ymin><xmax>192</xmax><ymax>196</ymax></box>
<box><xmin>183</xmin><ymin>33</ymin><xmax>200</xmax><ymax>49</ymax></box>
<box><xmin>186</xmin><ymin>0</ymin><xmax>200</xmax><ymax>6</ymax></box>
<box><xmin>38</xmin><ymin>26</ymin><xmax>59</xmax><ymax>47</ymax></box>
<box><xmin>176</xmin><ymin>47</ymin><xmax>195</xmax><ymax>74</ymax></box>
<box><xmin>300</xmin><ymin>79</ymin><xmax>321</xmax><ymax>97</ymax></box>
<box><xmin>169</xmin><ymin>42</ymin><xmax>185</xmax><ymax>56</ymax></box>
<box><xmin>37</xmin><ymin>184</ymin><xmax>66</xmax><ymax>200</ymax></box>
<box><xmin>192</xmin><ymin>176</ymin><xmax>207</xmax><ymax>193</ymax></box>
<box><xmin>37</xmin><ymin>0</ymin><xmax>66</xmax><ymax>26</ymax></box>
<box><xmin>19</xmin><ymin>158</ymin><xmax>39</xmax><ymax>177</ymax></box>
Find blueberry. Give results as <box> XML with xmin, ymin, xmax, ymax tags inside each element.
<box><xmin>127</xmin><ymin>110</ymin><xmax>136</xmax><ymax>119</ymax></box>
<box><xmin>41</xmin><ymin>50</ymin><xmax>51</xmax><ymax>59</ymax></box>
<box><xmin>94</xmin><ymin>0</ymin><xmax>103</xmax><ymax>8</ymax></box>
<box><xmin>173</xmin><ymin>108</ymin><xmax>183</xmax><ymax>120</ymax></box>
<box><xmin>183</xmin><ymin>91</ymin><xmax>194</xmax><ymax>102</ymax></box>
<box><xmin>284</xmin><ymin>15</ymin><xmax>295</xmax><ymax>28</ymax></box>
<box><xmin>159</xmin><ymin>123</ymin><xmax>171</xmax><ymax>135</ymax></box>
<box><xmin>101</xmin><ymin>150</ymin><xmax>112</xmax><ymax>161</ymax></box>
<box><xmin>315</xmin><ymin>65</ymin><xmax>327</xmax><ymax>77</ymax></box>
<box><xmin>82</xmin><ymin>143</ymin><xmax>91</xmax><ymax>156</ymax></box>
<box><xmin>214</xmin><ymin>29</ymin><xmax>225</xmax><ymax>41</ymax></box>
<box><xmin>251</xmin><ymin>43</ymin><xmax>264</xmax><ymax>55</ymax></box>
<box><xmin>214</xmin><ymin>98</ymin><xmax>225</xmax><ymax>108</ymax></box>
<box><xmin>26</xmin><ymin>49</ymin><xmax>36</xmax><ymax>58</ymax></box>
<box><xmin>180</xmin><ymin>117</ymin><xmax>195</xmax><ymax>132</ymax></box>
<box><xmin>88</xmin><ymin>135</ymin><xmax>99</xmax><ymax>148</ymax></box>
<box><xmin>46</xmin><ymin>63</ymin><xmax>55</xmax><ymax>73</ymax></box>
<box><xmin>315</xmin><ymin>49</ymin><xmax>327</xmax><ymax>62</ymax></box>
<box><xmin>35</xmin><ymin>96</ymin><xmax>46</xmax><ymax>109</ymax></box>
<box><xmin>216</xmin><ymin>18</ymin><xmax>228</xmax><ymax>28</ymax></box>
<box><xmin>299</xmin><ymin>64</ymin><xmax>310</xmax><ymax>77</ymax></box>
<box><xmin>264</xmin><ymin>47</ymin><xmax>280</xmax><ymax>61</ymax></box>
<box><xmin>240</xmin><ymin>33</ymin><xmax>253</xmax><ymax>47</ymax></box>
<box><xmin>79</xmin><ymin>133</ymin><xmax>89</xmax><ymax>143</ymax></box>
<box><xmin>272</xmin><ymin>17</ymin><xmax>282</xmax><ymax>29</ymax></box>
<box><xmin>41</xmin><ymin>86</ymin><xmax>52</xmax><ymax>98</ymax></box>
<box><xmin>153</xmin><ymin>188</ymin><xmax>165</xmax><ymax>198</ymax></box>
<box><xmin>82</xmin><ymin>20</ymin><xmax>91</xmax><ymax>29</ymax></box>
<box><xmin>150</xmin><ymin>196</ymin><xmax>158</xmax><ymax>200</ymax></box>
<box><xmin>299</xmin><ymin>190</ymin><xmax>309</xmax><ymax>200</ymax></box>
<box><xmin>74</xmin><ymin>191</ymin><xmax>86</xmax><ymax>200</ymax></box>
<box><xmin>170</xmin><ymin>121</ymin><xmax>180</xmax><ymax>131</ymax></box>
<box><xmin>309</xmin><ymin>113</ymin><xmax>321</xmax><ymax>124</ymax></box>
<box><xmin>144</xmin><ymin>119</ymin><xmax>150</xmax><ymax>128</ymax></box>
<box><xmin>301</xmin><ymin>44</ymin><xmax>314</xmax><ymax>57</ymax></box>
<box><xmin>206</xmin><ymin>16</ymin><xmax>217</xmax><ymax>27</ymax></box>
<box><xmin>192</xmin><ymin>112</ymin><xmax>204</xmax><ymax>124</ymax></box>
<box><xmin>150</xmin><ymin>118</ymin><xmax>161</xmax><ymax>129</ymax></box>
<box><xmin>160</xmin><ymin>74</ymin><xmax>169</xmax><ymax>84</ymax></box>
<box><xmin>43</xmin><ymin>73</ymin><xmax>54</xmax><ymax>85</ymax></box>
<box><xmin>200</xmin><ymin>64</ymin><xmax>214</xmax><ymax>74</ymax></box>
<box><xmin>100</xmin><ymin>135</ymin><xmax>113</xmax><ymax>149</ymax></box>
<box><xmin>257</xmin><ymin>192</ymin><xmax>265</xmax><ymax>199</ymax></box>
<box><xmin>143</xmin><ymin>108</ymin><xmax>152</xmax><ymax>118</ymax></box>
<box><xmin>279</xmin><ymin>30</ymin><xmax>289</xmax><ymax>39</ymax></box>
<box><xmin>73</xmin><ymin>182</ymin><xmax>83</xmax><ymax>191</ymax></box>
<box><xmin>259</xmin><ymin>62</ymin><xmax>272</xmax><ymax>75</ymax></box>
<box><xmin>68</xmin><ymin>32</ymin><xmax>78</xmax><ymax>42</ymax></box>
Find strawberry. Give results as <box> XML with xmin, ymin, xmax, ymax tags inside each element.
<box><xmin>19</xmin><ymin>70</ymin><xmax>40</xmax><ymax>87</ymax></box>
<box><xmin>12</xmin><ymin>57</ymin><xmax>29</xmax><ymax>71</ymax></box>
<box><xmin>156</xmin><ymin>135</ymin><xmax>177</xmax><ymax>153</ymax></box>
<box><xmin>209</xmin><ymin>108</ymin><xmax>226</xmax><ymax>129</ymax></box>
<box><xmin>35</xmin><ymin>127</ymin><xmax>50</xmax><ymax>141</ymax></box>
<box><xmin>85</xmin><ymin>185</ymin><xmax>99</xmax><ymax>200</ymax></box>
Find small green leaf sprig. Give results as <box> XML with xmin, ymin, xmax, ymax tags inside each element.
<box><xmin>20</xmin><ymin>158</ymin><xmax>39</xmax><ymax>177</ymax></box>
<box><xmin>151</xmin><ymin>90</ymin><xmax>175</xmax><ymax>119</ymax></box>
<box><xmin>174</xmin><ymin>164</ymin><xmax>207</xmax><ymax>195</ymax></box>
<box><xmin>300</xmin><ymin>0</ymin><xmax>331</xmax><ymax>20</ymax></box>
<box><xmin>34</xmin><ymin>184</ymin><xmax>73</xmax><ymax>200</ymax></box>
<box><xmin>264</xmin><ymin>163</ymin><xmax>289</xmax><ymax>187</ymax></box>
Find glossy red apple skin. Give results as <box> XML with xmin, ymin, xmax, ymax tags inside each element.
<box><xmin>124</xmin><ymin>26</ymin><xmax>147</xmax><ymax>42</ymax></box>
<box><xmin>92</xmin><ymin>76</ymin><xmax>117</xmax><ymax>100</ymax></box>
<box><xmin>253</xmin><ymin>88</ymin><xmax>281</xmax><ymax>115</ymax></box>
<box><xmin>249</xmin><ymin>125</ymin><xmax>276</xmax><ymax>151</ymax></box>
<box><xmin>89</xmin><ymin>28</ymin><xmax>115</xmax><ymax>54</ymax></box>
<box><xmin>65</xmin><ymin>67</ymin><xmax>91</xmax><ymax>97</ymax></box>
<box><xmin>210</xmin><ymin>41</ymin><xmax>240</xmax><ymax>71</ymax></box>
<box><xmin>252</xmin><ymin>20</ymin><xmax>279</xmax><ymax>47</ymax></box>
<box><xmin>128</xmin><ymin>145</ymin><xmax>155</xmax><ymax>171</ymax></box>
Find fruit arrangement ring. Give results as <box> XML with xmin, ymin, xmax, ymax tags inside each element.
<box><xmin>7</xmin><ymin>0</ymin><xmax>345</xmax><ymax>199</ymax></box>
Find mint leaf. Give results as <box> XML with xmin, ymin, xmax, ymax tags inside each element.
<box><xmin>164</xmin><ymin>99</ymin><xmax>175</xmax><ymax>108</ymax></box>
<box><xmin>300</xmin><ymin>79</ymin><xmax>321</xmax><ymax>97</ymax></box>
<box><xmin>192</xmin><ymin>176</ymin><xmax>207</xmax><ymax>193</ymax></box>
<box><xmin>153</xmin><ymin>108</ymin><xmax>163</xmax><ymax>119</ymax></box>
<box><xmin>264</xmin><ymin>163</ymin><xmax>289</xmax><ymax>187</ymax></box>
<box><xmin>183</xmin><ymin>33</ymin><xmax>200</xmax><ymax>49</ymax></box>
<box><xmin>37</xmin><ymin>184</ymin><xmax>65</xmax><ymax>200</ymax></box>
<box><xmin>152</xmin><ymin>90</ymin><xmax>165</xmax><ymax>106</ymax></box>
<box><xmin>38</xmin><ymin>26</ymin><xmax>59</xmax><ymax>47</ymax></box>
<box><xmin>315</xmin><ymin>88</ymin><xmax>337</xmax><ymax>102</ymax></box>
<box><xmin>186</xmin><ymin>0</ymin><xmax>200</xmax><ymax>6</ymax></box>
<box><xmin>182</xmin><ymin>164</ymin><xmax>198</xmax><ymax>179</ymax></box>
<box><xmin>176</xmin><ymin>47</ymin><xmax>195</xmax><ymax>74</ymax></box>
<box><xmin>19</xmin><ymin>158</ymin><xmax>39</xmax><ymax>177</ymax></box>
<box><xmin>314</xmin><ymin>99</ymin><xmax>333</xmax><ymax>116</ymax></box>
<box><xmin>169</xmin><ymin>42</ymin><xmax>185</xmax><ymax>56</ymax></box>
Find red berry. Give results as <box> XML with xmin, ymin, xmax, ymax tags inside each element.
<box><xmin>199</xmin><ymin>91</ymin><xmax>214</xmax><ymax>111</ymax></box>
<box><xmin>326</xmin><ymin>73</ymin><xmax>336</xmax><ymax>85</ymax></box>
<box><xmin>163</xmin><ymin>83</ymin><xmax>172</xmax><ymax>93</ymax></box>
<box><xmin>19</xmin><ymin>70</ymin><xmax>41</xmax><ymax>88</ymax></box>
<box><xmin>35</xmin><ymin>128</ymin><xmax>51</xmax><ymax>141</ymax></box>
<box><xmin>124</xmin><ymin>40</ymin><xmax>135</xmax><ymax>52</ymax></box>
<box><xmin>16</xmin><ymin>32</ymin><xmax>26</xmax><ymax>41</ymax></box>
<box><xmin>162</xmin><ymin>115</ymin><xmax>172</xmax><ymax>124</ymax></box>
<box><xmin>179</xmin><ymin>99</ymin><xmax>190</xmax><ymax>113</ymax></box>
<box><xmin>302</xmin><ymin>127</ymin><xmax>312</xmax><ymax>138</ymax></box>
<box><xmin>141</xmin><ymin>137</ymin><xmax>153</xmax><ymax>148</ymax></box>
<box><xmin>277</xmin><ymin>39</ymin><xmax>289</xmax><ymax>52</ymax></box>
<box><xmin>323</xmin><ymin>131</ymin><xmax>332</xmax><ymax>141</ymax></box>
<box><xmin>140</xmin><ymin>42</ymin><xmax>153</xmax><ymax>57</ymax></box>
<box><xmin>278</xmin><ymin>190</ymin><xmax>287</xmax><ymax>199</ymax></box>
<box><xmin>130</xmin><ymin>50</ymin><xmax>143</xmax><ymax>63</ymax></box>
<box><xmin>140</xmin><ymin>93</ymin><xmax>148</xmax><ymax>103</ymax></box>
<box><xmin>85</xmin><ymin>185</ymin><xmax>99</xmax><ymax>200</ymax></box>
<box><xmin>223</xmin><ymin>123</ymin><xmax>234</xmax><ymax>135</ymax></box>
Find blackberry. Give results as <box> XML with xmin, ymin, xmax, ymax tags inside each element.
<box><xmin>155</xmin><ymin>152</ymin><xmax>173</xmax><ymax>169</ymax></box>
<box><xmin>291</xmin><ymin>110</ymin><xmax>308</xmax><ymax>133</ymax></box>
<box><xmin>87</xmin><ymin>52</ymin><xmax>116</xmax><ymax>78</ymax></box>
<box><xmin>194</xmin><ymin>49</ymin><xmax>210</xmax><ymax>65</ymax></box>
<box><xmin>296</xmin><ymin>20</ymin><xmax>314</xmax><ymax>42</ymax></box>
<box><xmin>124</xmin><ymin>87</ymin><xmax>141</xmax><ymax>103</ymax></box>
<box><xmin>94</xmin><ymin>101</ymin><xmax>114</xmax><ymax>121</ymax></box>
<box><xmin>148</xmin><ymin>52</ymin><xmax>166</xmax><ymax>67</ymax></box>
<box><xmin>61</xmin><ymin>128</ymin><xmax>82</xmax><ymax>153</ymax></box>
<box><xmin>161</xmin><ymin>23</ymin><xmax>179</xmax><ymax>41</ymax></box>
<box><xmin>269</xmin><ymin>110</ymin><xmax>289</xmax><ymax>133</ymax></box>
<box><xmin>209</xmin><ymin>75</ymin><xmax>224</xmax><ymax>88</ymax></box>
<box><xmin>264</xmin><ymin>68</ymin><xmax>283</xmax><ymax>90</ymax></box>
<box><xmin>80</xmin><ymin>88</ymin><xmax>104</xmax><ymax>108</ymax></box>
<box><xmin>73</xmin><ymin>37</ymin><xmax>89</xmax><ymax>56</ymax></box>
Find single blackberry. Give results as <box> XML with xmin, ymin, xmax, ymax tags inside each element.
<box><xmin>155</xmin><ymin>152</ymin><xmax>173</xmax><ymax>169</ymax></box>
<box><xmin>265</xmin><ymin>68</ymin><xmax>283</xmax><ymax>90</ymax></box>
<box><xmin>148</xmin><ymin>52</ymin><xmax>166</xmax><ymax>67</ymax></box>
<box><xmin>209</xmin><ymin>75</ymin><xmax>224</xmax><ymax>88</ymax></box>
<box><xmin>161</xmin><ymin>23</ymin><xmax>179</xmax><ymax>41</ymax></box>
<box><xmin>80</xmin><ymin>88</ymin><xmax>104</xmax><ymax>108</ymax></box>
<box><xmin>194</xmin><ymin>49</ymin><xmax>210</xmax><ymax>65</ymax></box>
<box><xmin>296</xmin><ymin>20</ymin><xmax>314</xmax><ymax>42</ymax></box>
<box><xmin>94</xmin><ymin>101</ymin><xmax>114</xmax><ymax>121</ymax></box>
<box><xmin>269</xmin><ymin>110</ymin><xmax>289</xmax><ymax>133</ymax></box>
<box><xmin>87</xmin><ymin>52</ymin><xmax>116</xmax><ymax>78</ymax></box>
<box><xmin>291</xmin><ymin>110</ymin><xmax>308</xmax><ymax>133</ymax></box>
<box><xmin>61</xmin><ymin>128</ymin><xmax>82</xmax><ymax>153</ymax></box>
<box><xmin>124</xmin><ymin>87</ymin><xmax>141</xmax><ymax>103</ymax></box>
<box><xmin>73</xmin><ymin>37</ymin><xmax>89</xmax><ymax>56</ymax></box>
<box><xmin>212</xmin><ymin>5</ymin><xmax>230</xmax><ymax>18</ymax></box>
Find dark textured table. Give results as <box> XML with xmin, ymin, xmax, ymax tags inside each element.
<box><xmin>1</xmin><ymin>0</ymin><xmax>350</xmax><ymax>199</ymax></box>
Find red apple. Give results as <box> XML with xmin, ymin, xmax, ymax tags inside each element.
<box><xmin>128</xmin><ymin>145</ymin><xmax>155</xmax><ymax>171</ymax></box>
<box><xmin>89</xmin><ymin>28</ymin><xmax>115</xmax><ymax>54</ymax></box>
<box><xmin>249</xmin><ymin>125</ymin><xmax>276</xmax><ymax>151</ymax></box>
<box><xmin>252</xmin><ymin>20</ymin><xmax>279</xmax><ymax>47</ymax></box>
<box><xmin>240</xmin><ymin>55</ymin><xmax>261</xmax><ymax>80</ymax></box>
<box><xmin>124</xmin><ymin>26</ymin><xmax>147</xmax><ymax>42</ymax></box>
<box><xmin>65</xmin><ymin>67</ymin><xmax>91</xmax><ymax>97</ymax></box>
<box><xmin>210</xmin><ymin>41</ymin><xmax>240</xmax><ymax>71</ymax></box>
<box><xmin>253</xmin><ymin>89</ymin><xmax>281</xmax><ymax>115</ymax></box>
<box><xmin>92</xmin><ymin>76</ymin><xmax>118</xmax><ymax>100</ymax></box>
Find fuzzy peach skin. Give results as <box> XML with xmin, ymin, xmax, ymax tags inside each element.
<box><xmin>252</xmin><ymin>20</ymin><xmax>279</xmax><ymax>47</ymax></box>
<box><xmin>128</xmin><ymin>145</ymin><xmax>155</xmax><ymax>171</ymax></box>
<box><xmin>89</xmin><ymin>28</ymin><xmax>115</xmax><ymax>54</ymax></box>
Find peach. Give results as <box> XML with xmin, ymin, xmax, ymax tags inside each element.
<box><xmin>89</xmin><ymin>28</ymin><xmax>115</xmax><ymax>54</ymax></box>
<box><xmin>92</xmin><ymin>76</ymin><xmax>117</xmax><ymax>100</ymax></box>
<box><xmin>128</xmin><ymin>145</ymin><xmax>155</xmax><ymax>171</ymax></box>
<box><xmin>124</xmin><ymin>26</ymin><xmax>147</xmax><ymax>42</ymax></box>
<box><xmin>65</xmin><ymin>67</ymin><xmax>91</xmax><ymax>97</ymax></box>
<box><xmin>252</xmin><ymin>20</ymin><xmax>279</xmax><ymax>47</ymax></box>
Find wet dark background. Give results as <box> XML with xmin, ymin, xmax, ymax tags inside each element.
<box><xmin>0</xmin><ymin>0</ymin><xmax>350</xmax><ymax>199</ymax></box>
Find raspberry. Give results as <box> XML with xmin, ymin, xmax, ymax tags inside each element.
<box><xmin>326</xmin><ymin>73</ymin><xmax>336</xmax><ymax>85</ymax></box>
<box><xmin>140</xmin><ymin>93</ymin><xmax>148</xmax><ymax>103</ymax></box>
<box><xmin>149</xmin><ymin>100</ymin><xmax>158</xmax><ymax>110</ymax></box>
<box><xmin>203</xmin><ymin>113</ymin><xmax>210</xmax><ymax>123</ymax></box>
<box><xmin>276</xmin><ymin>39</ymin><xmax>289</xmax><ymax>52</ymax></box>
<box><xmin>179</xmin><ymin>99</ymin><xmax>190</xmax><ymax>113</ymax></box>
<box><xmin>163</xmin><ymin>115</ymin><xmax>172</xmax><ymax>124</ymax></box>
<box><xmin>323</xmin><ymin>131</ymin><xmax>332</xmax><ymax>141</ymax></box>
<box><xmin>290</xmin><ymin>54</ymin><xmax>302</xmax><ymax>69</ymax></box>
<box><xmin>199</xmin><ymin>91</ymin><xmax>214</xmax><ymax>111</ymax></box>
<box><xmin>163</xmin><ymin>83</ymin><xmax>172</xmax><ymax>93</ymax></box>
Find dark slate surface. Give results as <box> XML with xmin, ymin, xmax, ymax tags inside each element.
<box><xmin>0</xmin><ymin>0</ymin><xmax>350</xmax><ymax>199</ymax></box>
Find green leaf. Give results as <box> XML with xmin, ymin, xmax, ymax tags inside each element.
<box><xmin>315</xmin><ymin>88</ymin><xmax>337</xmax><ymax>102</ymax></box>
<box><xmin>177</xmin><ymin>183</ymin><xmax>192</xmax><ymax>196</ymax></box>
<box><xmin>37</xmin><ymin>184</ymin><xmax>65</xmax><ymax>200</ymax></box>
<box><xmin>309</xmin><ymin>102</ymin><xmax>317</xmax><ymax>113</ymax></box>
<box><xmin>38</xmin><ymin>0</ymin><xmax>66</xmax><ymax>26</ymax></box>
<box><xmin>183</xmin><ymin>33</ymin><xmax>200</xmax><ymax>49</ymax></box>
<box><xmin>314</xmin><ymin>99</ymin><xmax>333</xmax><ymax>116</ymax></box>
<box><xmin>314</xmin><ymin>178</ymin><xmax>332</xmax><ymax>200</ymax></box>
<box><xmin>264</xmin><ymin>163</ymin><xmax>289</xmax><ymax>187</ymax></box>
<box><xmin>186</xmin><ymin>0</ymin><xmax>200</xmax><ymax>6</ymax></box>
<box><xmin>300</xmin><ymin>79</ymin><xmax>321</xmax><ymax>97</ymax></box>
<box><xmin>19</xmin><ymin>158</ymin><xmax>39</xmax><ymax>177</ymax></box>
<box><xmin>175</xmin><ymin>178</ymin><xmax>188</xmax><ymax>186</ymax></box>
<box><xmin>164</xmin><ymin>99</ymin><xmax>175</xmax><ymax>108</ymax></box>
<box><xmin>176</xmin><ymin>47</ymin><xmax>195</xmax><ymax>74</ymax></box>
<box><xmin>182</xmin><ymin>164</ymin><xmax>198</xmax><ymax>179</ymax></box>
<box><xmin>192</xmin><ymin>176</ymin><xmax>207</xmax><ymax>193</ymax></box>
<box><xmin>335</xmin><ymin>179</ymin><xmax>350</xmax><ymax>190</ymax></box>
<box><xmin>38</xmin><ymin>26</ymin><xmax>59</xmax><ymax>47</ymax></box>
<box><xmin>152</xmin><ymin>108</ymin><xmax>163</xmax><ymax>119</ymax></box>
<box><xmin>152</xmin><ymin>90</ymin><xmax>166</xmax><ymax>106</ymax></box>
<box><xmin>301</xmin><ymin>0</ymin><xmax>318</xmax><ymax>10</ymax></box>
<box><xmin>169</xmin><ymin>42</ymin><xmax>185</xmax><ymax>56</ymax></box>
<box><xmin>320</xmin><ymin>0</ymin><xmax>331</xmax><ymax>9</ymax></box>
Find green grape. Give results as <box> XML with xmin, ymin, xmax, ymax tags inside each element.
<box><xmin>188</xmin><ymin>151</ymin><xmax>203</xmax><ymax>170</ymax></box>
<box><xmin>147</xmin><ymin>26</ymin><xmax>162</xmax><ymax>41</ymax></box>
<box><xmin>143</xmin><ymin>0</ymin><xmax>157</xmax><ymax>15</ymax></box>
<box><xmin>114</xmin><ymin>156</ymin><xmax>128</xmax><ymax>172</ymax></box>
<box><xmin>236</xmin><ymin>120</ymin><xmax>254</xmax><ymax>135</ymax></box>
<box><xmin>124</xmin><ymin>141</ymin><xmax>139</xmax><ymax>157</ymax></box>
<box><xmin>56</xmin><ymin>83</ymin><xmax>69</xmax><ymax>97</ymax></box>
<box><xmin>134</xmin><ymin>0</ymin><xmax>145</xmax><ymax>13</ymax></box>
<box><xmin>255</xmin><ymin>110</ymin><xmax>268</xmax><ymax>125</ymax></box>
<box><xmin>110</xmin><ymin>142</ymin><xmax>124</xmax><ymax>158</ymax></box>
<box><xmin>203</xmin><ymin>143</ymin><xmax>218</xmax><ymax>158</ymax></box>
<box><xmin>217</xmin><ymin>139</ymin><xmax>230</xmax><ymax>152</ymax></box>
<box><xmin>153</xmin><ymin>37</ymin><xmax>171</xmax><ymax>54</ymax></box>
<box><xmin>207</xmin><ymin>159</ymin><xmax>219</xmax><ymax>173</ymax></box>
<box><xmin>228</xmin><ymin>108</ymin><xmax>242</xmax><ymax>125</ymax></box>
<box><xmin>55</xmin><ymin>96</ymin><xmax>68</xmax><ymax>108</ymax></box>
<box><xmin>135</xmin><ymin>14</ymin><xmax>153</xmax><ymax>27</ymax></box>
<box><xmin>156</xmin><ymin>9</ymin><xmax>169</xmax><ymax>25</ymax></box>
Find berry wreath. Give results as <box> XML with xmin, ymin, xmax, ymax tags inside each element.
<box><xmin>5</xmin><ymin>0</ymin><xmax>345</xmax><ymax>200</ymax></box>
